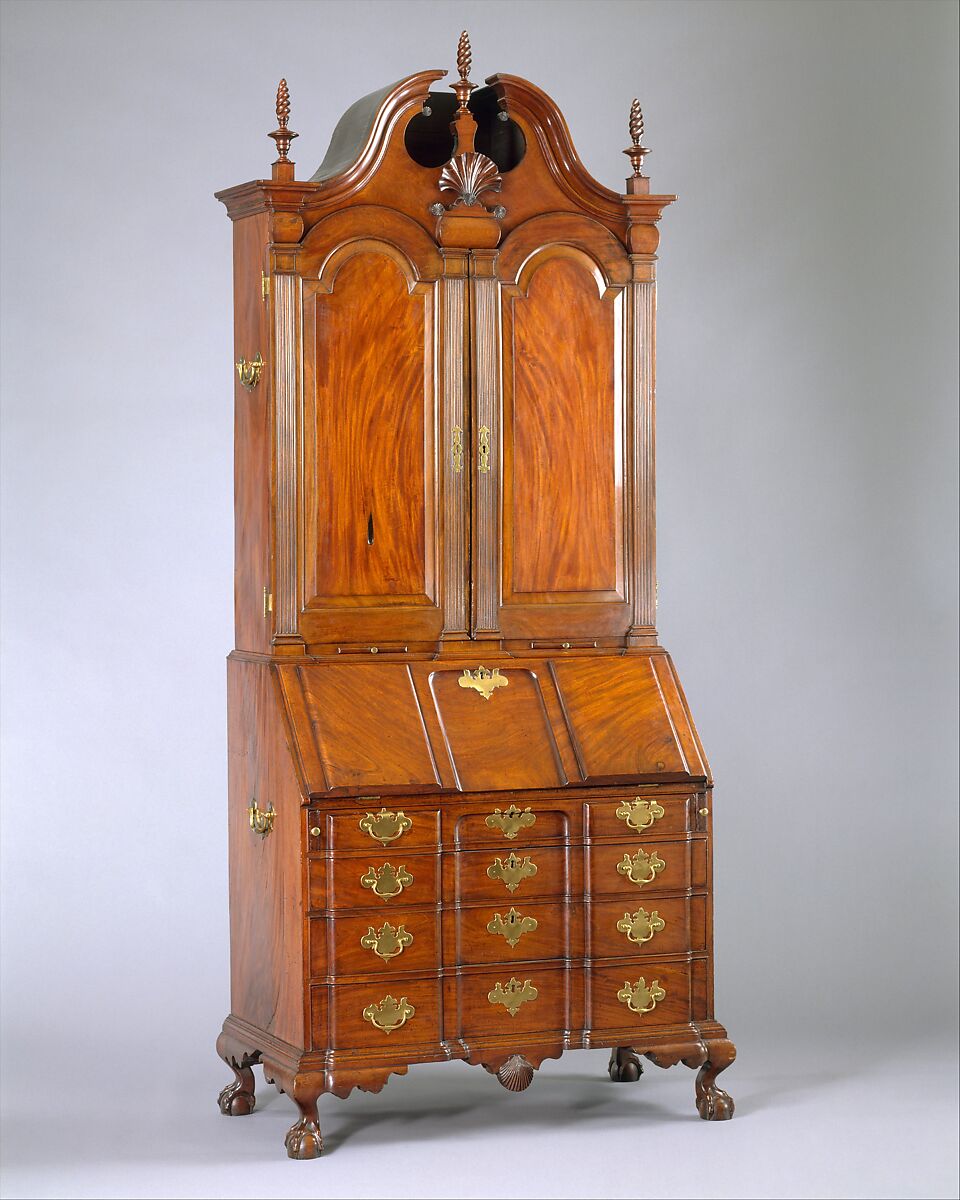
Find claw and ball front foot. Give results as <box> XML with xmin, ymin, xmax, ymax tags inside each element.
<box><xmin>695</xmin><ymin>1040</ymin><xmax>736</xmax><ymax>1120</ymax></box>
<box><xmin>285</xmin><ymin>1117</ymin><xmax>323</xmax><ymax>1159</ymax></box>
<box><xmin>608</xmin><ymin>1047</ymin><xmax>643</xmax><ymax>1083</ymax></box>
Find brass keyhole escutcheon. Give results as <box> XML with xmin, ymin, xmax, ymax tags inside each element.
<box><xmin>485</xmin><ymin>804</ymin><xmax>535</xmax><ymax>840</ymax></box>
<box><xmin>487</xmin><ymin>852</ymin><xmax>537</xmax><ymax>894</ymax></box>
<box><xmin>487</xmin><ymin>907</ymin><xmax>538</xmax><ymax>948</ymax></box>
<box><xmin>488</xmin><ymin>978</ymin><xmax>538</xmax><ymax>1016</ymax></box>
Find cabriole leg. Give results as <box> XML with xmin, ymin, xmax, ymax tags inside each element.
<box><xmin>608</xmin><ymin>1046</ymin><xmax>643</xmax><ymax>1082</ymax></box>
<box><xmin>284</xmin><ymin>1083</ymin><xmax>324</xmax><ymax>1160</ymax></box>
<box><xmin>216</xmin><ymin>1032</ymin><xmax>258</xmax><ymax>1115</ymax></box>
<box><xmin>695</xmin><ymin>1039</ymin><xmax>736</xmax><ymax>1120</ymax></box>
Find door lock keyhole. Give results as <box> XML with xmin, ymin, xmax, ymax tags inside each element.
<box><xmin>367</xmin><ymin>513</ymin><xmax>375</xmax><ymax>545</ymax></box>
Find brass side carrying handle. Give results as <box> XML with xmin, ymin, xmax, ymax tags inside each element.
<box><xmin>236</xmin><ymin>353</ymin><xmax>263</xmax><ymax>389</ymax></box>
<box><xmin>248</xmin><ymin>799</ymin><xmax>275</xmax><ymax>837</ymax></box>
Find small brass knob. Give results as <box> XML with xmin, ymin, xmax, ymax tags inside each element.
<box><xmin>309</xmin><ymin>826</ymin><xmax>321</xmax><ymax>837</ymax></box>
<box><xmin>699</xmin><ymin>808</ymin><xmax>709</xmax><ymax>817</ymax></box>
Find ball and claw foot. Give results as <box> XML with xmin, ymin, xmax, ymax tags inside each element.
<box><xmin>608</xmin><ymin>1047</ymin><xmax>643</xmax><ymax>1083</ymax></box>
<box><xmin>695</xmin><ymin>1040</ymin><xmax>736</xmax><ymax>1120</ymax></box>
<box><xmin>285</xmin><ymin>1117</ymin><xmax>323</xmax><ymax>1159</ymax></box>
<box><xmin>218</xmin><ymin>1065</ymin><xmax>256</xmax><ymax>1116</ymax></box>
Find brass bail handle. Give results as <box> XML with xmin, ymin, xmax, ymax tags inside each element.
<box><xmin>236</xmin><ymin>352</ymin><xmax>263</xmax><ymax>389</ymax></box>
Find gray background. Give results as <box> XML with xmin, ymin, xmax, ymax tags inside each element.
<box><xmin>1</xmin><ymin>1</ymin><xmax>957</xmax><ymax>1197</ymax></box>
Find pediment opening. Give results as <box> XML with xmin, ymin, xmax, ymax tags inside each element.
<box><xmin>404</xmin><ymin>86</ymin><xmax>525</xmax><ymax>172</ymax></box>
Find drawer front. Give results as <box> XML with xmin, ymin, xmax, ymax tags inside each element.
<box><xmin>308</xmin><ymin>807</ymin><xmax>439</xmax><ymax>853</ymax></box>
<box><xmin>309</xmin><ymin>852</ymin><xmax>440</xmax><ymax>911</ymax></box>
<box><xmin>588</xmin><ymin>840</ymin><xmax>690</xmax><ymax>897</ymax></box>
<box><xmin>452</xmin><ymin>899</ymin><xmax>575</xmax><ymax>966</ymax></box>
<box><xmin>586</xmin><ymin>792</ymin><xmax>692</xmax><ymax>840</ymax></box>
<box><xmin>588</xmin><ymin>895</ymin><xmax>691</xmax><ymax>959</ymax></box>
<box><xmin>455</xmin><ymin>965</ymin><xmax>573</xmax><ymax>1038</ymax></box>
<box><xmin>451</xmin><ymin>803</ymin><xmax>571</xmax><ymax>848</ymax></box>
<box><xmin>312</xmin><ymin>977</ymin><xmax>441</xmax><ymax>1051</ymax></box>
<box><xmin>588</xmin><ymin>960</ymin><xmax>692</xmax><ymax>1031</ymax></box>
<box><xmin>309</xmin><ymin>909</ymin><xmax>441</xmax><ymax>978</ymax></box>
<box><xmin>448</xmin><ymin>845</ymin><xmax>571</xmax><ymax>904</ymax></box>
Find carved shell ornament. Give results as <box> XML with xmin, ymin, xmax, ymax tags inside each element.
<box><xmin>438</xmin><ymin>152</ymin><xmax>502</xmax><ymax>208</ymax></box>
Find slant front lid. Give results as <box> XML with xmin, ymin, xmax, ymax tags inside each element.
<box><xmin>276</xmin><ymin>654</ymin><xmax>708</xmax><ymax>796</ymax></box>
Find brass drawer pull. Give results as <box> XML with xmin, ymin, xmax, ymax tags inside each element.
<box><xmin>362</xmin><ymin>994</ymin><xmax>415</xmax><ymax>1034</ymax></box>
<box><xmin>617</xmin><ymin>906</ymin><xmax>665</xmax><ymax>946</ymax></box>
<box><xmin>458</xmin><ymin>666</ymin><xmax>508</xmax><ymax>700</ymax></box>
<box><xmin>617</xmin><ymin>977</ymin><xmax>666</xmax><ymax>1016</ymax></box>
<box><xmin>360</xmin><ymin>921</ymin><xmax>413</xmax><ymax>961</ymax></box>
<box><xmin>360</xmin><ymin>863</ymin><xmax>413</xmax><ymax>900</ymax></box>
<box><xmin>488</xmin><ymin>978</ymin><xmax>537</xmax><ymax>1016</ymax></box>
<box><xmin>616</xmin><ymin>848</ymin><xmax>665</xmax><ymax>888</ymax></box>
<box><xmin>359</xmin><ymin>809</ymin><xmax>412</xmax><ymax>845</ymax></box>
<box><xmin>616</xmin><ymin>797</ymin><xmax>665</xmax><ymax>833</ymax></box>
<box><xmin>485</xmin><ymin>804</ymin><xmax>535</xmax><ymax>840</ymax></box>
<box><xmin>487</xmin><ymin>907</ymin><xmax>538</xmax><ymax>947</ymax></box>
<box><xmin>487</xmin><ymin>852</ymin><xmax>537</xmax><ymax>893</ymax></box>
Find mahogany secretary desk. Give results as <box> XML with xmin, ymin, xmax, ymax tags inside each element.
<box><xmin>215</xmin><ymin>34</ymin><xmax>735</xmax><ymax>1159</ymax></box>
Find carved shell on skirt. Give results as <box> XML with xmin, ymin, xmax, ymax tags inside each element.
<box><xmin>438</xmin><ymin>152</ymin><xmax>502</xmax><ymax>207</ymax></box>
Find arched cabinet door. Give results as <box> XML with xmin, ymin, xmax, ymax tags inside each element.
<box><xmin>472</xmin><ymin>215</ymin><xmax>634</xmax><ymax>641</ymax></box>
<box><xmin>295</xmin><ymin>208</ymin><xmax>452</xmax><ymax>646</ymax></box>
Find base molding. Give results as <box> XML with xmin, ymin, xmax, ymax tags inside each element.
<box><xmin>217</xmin><ymin>1014</ymin><xmax>736</xmax><ymax>1156</ymax></box>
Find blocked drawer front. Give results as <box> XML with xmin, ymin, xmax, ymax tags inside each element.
<box><xmin>451</xmin><ymin>803</ymin><xmax>570</xmax><ymax>848</ymax></box>
<box><xmin>589</xmin><ymin>959</ymin><xmax>692</xmax><ymax>1032</ymax></box>
<box><xmin>588</xmin><ymin>895</ymin><xmax>692</xmax><ymax>959</ymax></box>
<box><xmin>312</xmin><ymin>977</ymin><xmax>441</xmax><ymax>1051</ymax></box>
<box><xmin>309</xmin><ymin>852</ymin><xmax>440</xmax><ymax>911</ymax></box>
<box><xmin>449</xmin><ymin>844</ymin><xmax>570</xmax><ymax>904</ymax></box>
<box><xmin>455</xmin><ymin>965</ymin><xmax>573</xmax><ymax>1039</ymax></box>
<box><xmin>309</xmin><ymin>909</ymin><xmax>441</xmax><ymax>978</ymax></box>
<box><xmin>588</xmin><ymin>840</ymin><xmax>691</xmax><ymax>897</ymax></box>
<box><xmin>309</xmin><ymin>806</ymin><xmax>440</xmax><ymax>853</ymax></box>
<box><xmin>452</xmin><ymin>898</ymin><xmax>576</xmax><ymax>966</ymax></box>
<box><xmin>585</xmin><ymin>792</ymin><xmax>692</xmax><ymax>840</ymax></box>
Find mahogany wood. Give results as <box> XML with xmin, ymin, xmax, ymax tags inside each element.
<box><xmin>216</xmin><ymin>38</ymin><xmax>734</xmax><ymax>1158</ymax></box>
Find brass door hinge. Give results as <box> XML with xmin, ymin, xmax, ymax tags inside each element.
<box><xmin>262</xmin><ymin>587</ymin><xmax>273</xmax><ymax>617</ymax></box>
<box><xmin>261</xmin><ymin>272</ymin><xmax>270</xmax><ymax>302</ymax></box>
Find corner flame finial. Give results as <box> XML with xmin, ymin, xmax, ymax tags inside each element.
<box><xmin>623</xmin><ymin>98</ymin><xmax>650</xmax><ymax>179</ymax></box>
<box><xmin>268</xmin><ymin>78</ymin><xmax>298</xmax><ymax>178</ymax></box>
<box><xmin>452</xmin><ymin>30</ymin><xmax>476</xmax><ymax>112</ymax></box>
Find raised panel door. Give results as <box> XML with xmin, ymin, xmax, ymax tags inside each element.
<box><xmin>298</xmin><ymin>211</ymin><xmax>450</xmax><ymax>646</ymax></box>
<box><xmin>473</xmin><ymin>216</ymin><xmax>634</xmax><ymax>640</ymax></box>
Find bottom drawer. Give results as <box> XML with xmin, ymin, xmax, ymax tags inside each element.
<box><xmin>450</xmin><ymin>965</ymin><xmax>574</xmax><ymax>1039</ymax></box>
<box><xmin>588</xmin><ymin>959</ymin><xmax>692</xmax><ymax>1032</ymax></box>
<box><xmin>312</xmin><ymin>977</ymin><xmax>440</xmax><ymax>1051</ymax></box>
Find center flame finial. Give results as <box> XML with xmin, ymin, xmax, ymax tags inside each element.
<box><xmin>452</xmin><ymin>30</ymin><xmax>476</xmax><ymax>112</ymax></box>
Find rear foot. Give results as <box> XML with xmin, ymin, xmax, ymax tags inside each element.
<box><xmin>608</xmin><ymin>1047</ymin><xmax>643</xmax><ymax>1083</ymax></box>
<box><xmin>695</xmin><ymin>1039</ymin><xmax>735</xmax><ymax>1120</ymax></box>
